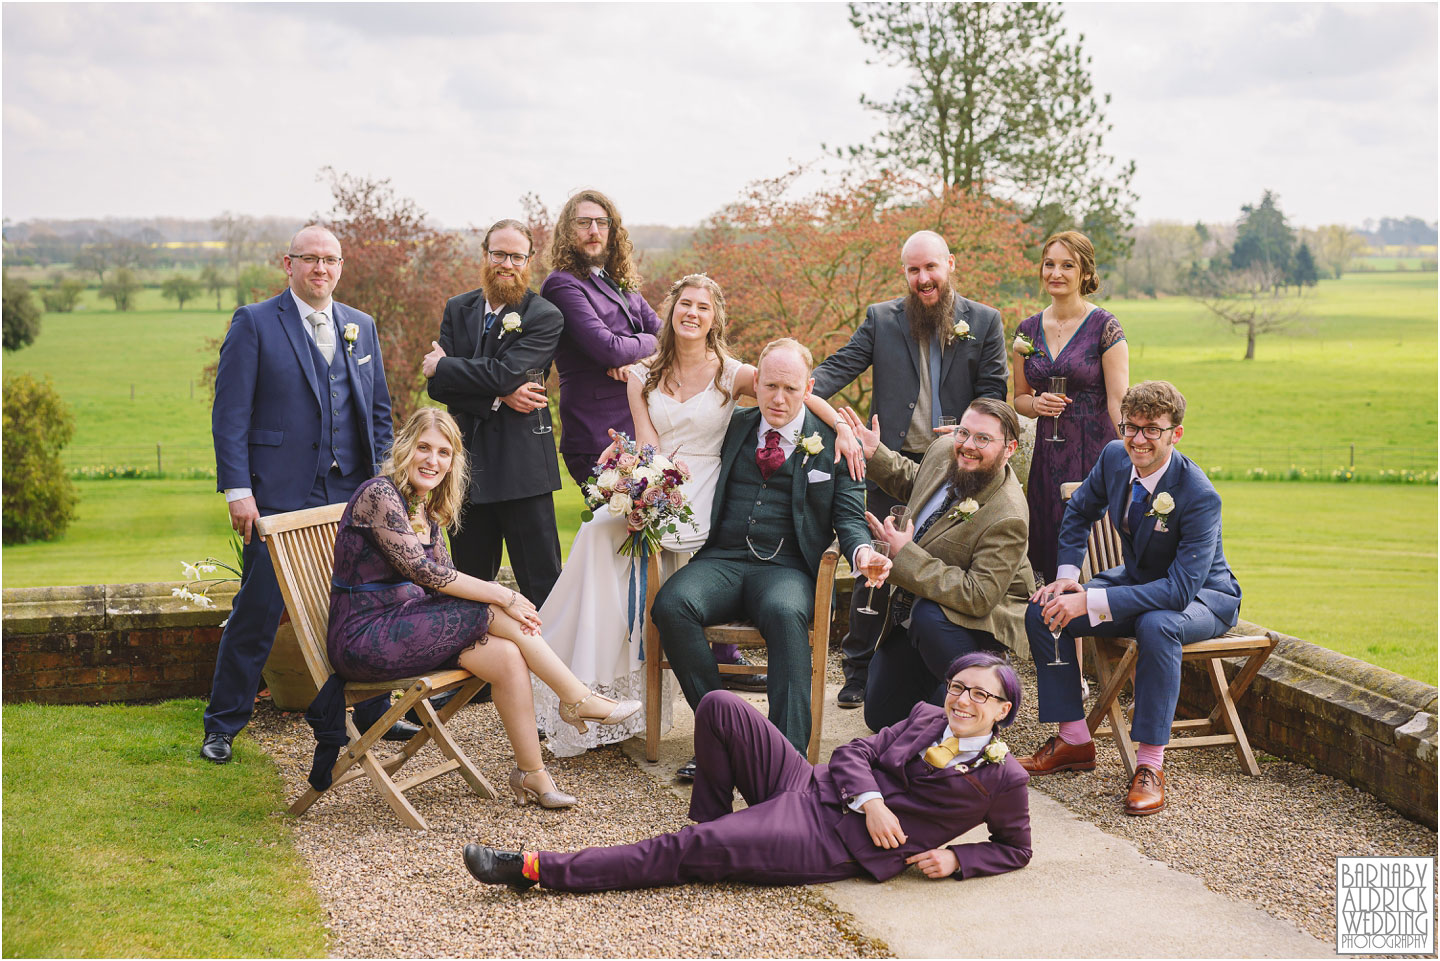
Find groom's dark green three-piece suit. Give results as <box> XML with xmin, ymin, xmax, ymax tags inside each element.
<box><xmin>652</xmin><ymin>408</ymin><xmax>871</xmax><ymax>752</ymax></box>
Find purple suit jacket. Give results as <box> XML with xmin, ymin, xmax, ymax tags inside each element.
<box><xmin>819</xmin><ymin>701</ymin><xmax>1032</xmax><ymax>880</ymax></box>
<box><xmin>541</xmin><ymin>269</ymin><xmax>662</xmax><ymax>456</ymax></box>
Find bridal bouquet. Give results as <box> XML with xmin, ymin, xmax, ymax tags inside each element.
<box><xmin>581</xmin><ymin>433</ymin><xmax>697</xmax><ymax>557</ymax></box>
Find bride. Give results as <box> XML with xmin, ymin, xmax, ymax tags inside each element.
<box><xmin>534</xmin><ymin>273</ymin><xmax>862</xmax><ymax>756</ymax></box>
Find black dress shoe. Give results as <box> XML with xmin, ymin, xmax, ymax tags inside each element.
<box><xmin>200</xmin><ymin>732</ymin><xmax>233</xmax><ymax>764</ymax></box>
<box><xmin>721</xmin><ymin>653</ymin><xmax>768</xmax><ymax>692</ymax></box>
<box><xmin>676</xmin><ymin>756</ymin><xmax>698</xmax><ymax>781</ymax></box>
<box><xmin>403</xmin><ymin>689</ymin><xmax>457</xmax><ymax>726</ymax></box>
<box><xmin>381</xmin><ymin>719</ymin><xmax>422</xmax><ymax>742</ymax></box>
<box><xmin>463</xmin><ymin>844</ymin><xmax>536</xmax><ymax>892</ymax></box>
<box><xmin>836</xmin><ymin>680</ymin><xmax>865</xmax><ymax>709</ymax></box>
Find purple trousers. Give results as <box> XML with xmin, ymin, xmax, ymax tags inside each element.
<box><xmin>538</xmin><ymin>691</ymin><xmax>864</xmax><ymax>891</ymax></box>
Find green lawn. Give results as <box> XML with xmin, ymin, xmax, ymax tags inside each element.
<box><xmin>2</xmin><ymin>699</ymin><xmax>325</xmax><ymax>958</ymax></box>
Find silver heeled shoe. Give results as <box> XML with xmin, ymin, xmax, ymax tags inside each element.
<box><xmin>557</xmin><ymin>692</ymin><xmax>642</xmax><ymax>734</ymax></box>
<box><xmin>509</xmin><ymin>765</ymin><xmax>576</xmax><ymax>810</ymax></box>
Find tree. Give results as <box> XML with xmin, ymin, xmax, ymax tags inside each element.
<box><xmin>211</xmin><ymin>211</ymin><xmax>255</xmax><ymax>282</ymax></box>
<box><xmin>1290</xmin><ymin>243</ymin><xmax>1319</xmax><ymax>288</ymax></box>
<box><xmin>40</xmin><ymin>273</ymin><xmax>86</xmax><ymax>313</ymax></box>
<box><xmin>1230</xmin><ymin>190</ymin><xmax>1294</xmax><ymax>283</ymax></box>
<box><xmin>1191</xmin><ymin>263</ymin><xmax>1303</xmax><ymax>360</ymax></box>
<box><xmin>161</xmin><ymin>273</ymin><xmax>202</xmax><ymax>309</ymax></box>
<box><xmin>2</xmin><ymin>271</ymin><xmax>42</xmax><ymax>350</ymax></box>
<box><xmin>199</xmin><ymin>262</ymin><xmax>227</xmax><ymax>309</ymax></box>
<box><xmin>842</xmin><ymin>2</ymin><xmax>1136</xmax><ymax>265</ymax></box>
<box><xmin>1115</xmin><ymin>221</ymin><xmax>1206</xmax><ymax>297</ymax></box>
<box><xmin>691</xmin><ymin>167</ymin><xmax>1037</xmax><ymax>412</ymax></box>
<box><xmin>2</xmin><ymin>372</ymin><xmax>80</xmax><ymax>543</ymax></box>
<box><xmin>73</xmin><ymin>246</ymin><xmax>108</xmax><ymax>284</ymax></box>
<box><xmin>1301</xmin><ymin>224</ymin><xmax>1368</xmax><ymax>279</ymax></box>
<box><xmin>235</xmin><ymin>262</ymin><xmax>284</xmax><ymax>307</ymax></box>
<box><xmin>99</xmin><ymin>267</ymin><xmax>142</xmax><ymax>310</ymax></box>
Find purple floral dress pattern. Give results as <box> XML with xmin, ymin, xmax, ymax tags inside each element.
<box><xmin>1019</xmin><ymin>307</ymin><xmax>1126</xmax><ymax>582</ymax></box>
<box><xmin>327</xmin><ymin>477</ymin><xmax>491</xmax><ymax>682</ymax></box>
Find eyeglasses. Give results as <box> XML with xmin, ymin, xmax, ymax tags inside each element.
<box><xmin>952</xmin><ymin>427</ymin><xmax>999</xmax><ymax>450</ymax></box>
<box><xmin>574</xmin><ymin>217</ymin><xmax>612</xmax><ymax>231</ymax></box>
<box><xmin>487</xmin><ymin>250</ymin><xmax>531</xmax><ymax>266</ymax></box>
<box><xmin>946</xmin><ymin>681</ymin><xmax>1007</xmax><ymax>705</ymax></box>
<box><xmin>289</xmin><ymin>254</ymin><xmax>342</xmax><ymax>267</ymax></box>
<box><xmin>1118</xmin><ymin>422</ymin><xmax>1176</xmax><ymax>440</ymax></box>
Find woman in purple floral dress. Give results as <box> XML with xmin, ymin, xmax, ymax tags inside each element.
<box><xmin>1011</xmin><ymin>231</ymin><xmax>1130</xmax><ymax>583</ymax></box>
<box><xmin>328</xmin><ymin>408</ymin><xmax>640</xmax><ymax>809</ymax></box>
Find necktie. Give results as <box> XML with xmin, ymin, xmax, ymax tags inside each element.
<box><xmin>483</xmin><ymin>311</ymin><xmax>497</xmax><ymax>333</ymax></box>
<box><xmin>1126</xmin><ymin>479</ymin><xmax>1147</xmax><ymax>536</ymax></box>
<box><xmin>890</xmin><ymin>491</ymin><xmax>957</xmax><ymax>624</ymax></box>
<box><xmin>756</xmin><ymin>429</ymin><xmax>785</xmax><ymax>480</ymax></box>
<box><xmin>928</xmin><ymin>332</ymin><xmax>943</xmax><ymax>429</ymax></box>
<box><xmin>598</xmin><ymin>269</ymin><xmax>622</xmax><ymax>294</ymax></box>
<box><xmin>923</xmin><ymin>736</ymin><xmax>962</xmax><ymax>769</ymax></box>
<box><xmin>308</xmin><ymin>312</ymin><xmax>335</xmax><ymax>364</ymax></box>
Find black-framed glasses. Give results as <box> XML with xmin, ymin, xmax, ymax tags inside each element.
<box><xmin>946</xmin><ymin>681</ymin><xmax>1007</xmax><ymax>705</ymax></box>
<box><xmin>487</xmin><ymin>250</ymin><xmax>531</xmax><ymax>266</ymax></box>
<box><xmin>952</xmin><ymin>427</ymin><xmax>999</xmax><ymax>449</ymax></box>
<box><xmin>289</xmin><ymin>254</ymin><xmax>342</xmax><ymax>267</ymax></box>
<box><xmin>574</xmin><ymin>216</ymin><xmax>612</xmax><ymax>231</ymax></box>
<box><xmin>1118</xmin><ymin>422</ymin><xmax>1176</xmax><ymax>440</ymax></box>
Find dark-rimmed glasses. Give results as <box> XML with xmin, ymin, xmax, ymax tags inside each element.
<box><xmin>574</xmin><ymin>216</ymin><xmax>612</xmax><ymax>231</ymax></box>
<box><xmin>487</xmin><ymin>250</ymin><xmax>531</xmax><ymax>266</ymax></box>
<box><xmin>1118</xmin><ymin>422</ymin><xmax>1176</xmax><ymax>440</ymax></box>
<box><xmin>289</xmin><ymin>254</ymin><xmax>342</xmax><ymax>267</ymax></box>
<box><xmin>945</xmin><ymin>681</ymin><xmax>1007</xmax><ymax>705</ymax></box>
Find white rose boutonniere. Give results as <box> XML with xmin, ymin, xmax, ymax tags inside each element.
<box><xmin>499</xmin><ymin>312</ymin><xmax>523</xmax><ymax>339</ymax></box>
<box><xmin>981</xmin><ymin>739</ymin><xmax>1010</xmax><ymax>765</ymax></box>
<box><xmin>1146</xmin><ymin>491</ymin><xmax>1175</xmax><ymax>532</ymax></box>
<box><xmin>794</xmin><ymin>430</ymin><xmax>824</xmax><ymax>463</ymax></box>
<box><xmin>947</xmin><ymin>497</ymin><xmax>980</xmax><ymax>522</ymax></box>
<box><xmin>342</xmin><ymin>323</ymin><xmax>359</xmax><ymax>354</ymax></box>
<box><xmin>952</xmin><ymin>319</ymin><xmax>972</xmax><ymax>341</ymax></box>
<box><xmin>1013</xmin><ymin>331</ymin><xmax>1039</xmax><ymax>357</ymax></box>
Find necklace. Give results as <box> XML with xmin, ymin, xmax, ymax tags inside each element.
<box><xmin>406</xmin><ymin>494</ymin><xmax>428</xmax><ymax>536</ymax></box>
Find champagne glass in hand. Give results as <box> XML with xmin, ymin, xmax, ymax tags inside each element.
<box><xmin>1036</xmin><ymin>574</ymin><xmax>1066</xmax><ymax>665</ymax></box>
<box><xmin>525</xmin><ymin>368</ymin><xmax>552</xmax><ymax>435</ymax></box>
<box><xmin>889</xmin><ymin>505</ymin><xmax>908</xmax><ymax>531</ymax></box>
<box><xmin>1045</xmin><ymin>375</ymin><xmax>1068</xmax><ymax>443</ymax></box>
<box><xmin>856</xmin><ymin>540</ymin><xmax>891</xmax><ymax>615</ymax></box>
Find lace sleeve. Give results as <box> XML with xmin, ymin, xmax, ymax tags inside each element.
<box><xmin>1099</xmin><ymin>313</ymin><xmax>1126</xmax><ymax>354</ymax></box>
<box><xmin>348</xmin><ymin>479</ymin><xmax>459</xmax><ymax>591</ymax></box>
<box><xmin>719</xmin><ymin>356</ymin><xmax>741</xmax><ymax>394</ymax></box>
<box><xmin>432</xmin><ymin>527</ymin><xmax>454</xmax><ymax>570</ymax></box>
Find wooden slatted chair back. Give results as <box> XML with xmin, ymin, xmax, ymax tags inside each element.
<box><xmin>255</xmin><ymin>503</ymin><xmax>347</xmax><ymax>692</ymax></box>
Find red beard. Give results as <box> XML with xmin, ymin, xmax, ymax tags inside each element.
<box><xmin>481</xmin><ymin>260</ymin><xmax>531</xmax><ymax>307</ymax></box>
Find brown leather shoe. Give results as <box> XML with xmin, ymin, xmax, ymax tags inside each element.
<box><xmin>1017</xmin><ymin>735</ymin><xmax>1096</xmax><ymax>774</ymax></box>
<box><xmin>1125</xmin><ymin>764</ymin><xmax>1166</xmax><ymax>816</ymax></box>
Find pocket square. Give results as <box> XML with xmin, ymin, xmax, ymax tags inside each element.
<box><xmin>806</xmin><ymin>468</ymin><xmax>832</xmax><ymax>483</ymax></box>
<box><xmin>357</xmin><ymin>354</ymin><xmax>372</xmax><ymax>365</ymax></box>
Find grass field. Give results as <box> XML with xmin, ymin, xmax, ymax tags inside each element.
<box><xmin>2</xmin><ymin>699</ymin><xmax>326</xmax><ymax>957</ymax></box>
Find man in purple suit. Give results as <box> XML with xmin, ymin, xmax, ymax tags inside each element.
<box><xmin>463</xmin><ymin>652</ymin><xmax>1031</xmax><ymax>892</ymax></box>
<box><xmin>541</xmin><ymin>189</ymin><xmax>663</xmax><ymax>488</ymax></box>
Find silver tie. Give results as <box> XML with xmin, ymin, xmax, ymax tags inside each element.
<box><xmin>309</xmin><ymin>311</ymin><xmax>335</xmax><ymax>364</ymax></box>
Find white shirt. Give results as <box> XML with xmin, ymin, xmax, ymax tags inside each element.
<box><xmin>848</xmin><ymin>728</ymin><xmax>992</xmax><ymax>811</ymax></box>
<box><xmin>224</xmin><ymin>290</ymin><xmax>337</xmax><ymax>503</ymax></box>
<box><xmin>1057</xmin><ymin>451</ymin><xmax>1175</xmax><ymax>625</ymax></box>
<box><xmin>483</xmin><ymin>298</ymin><xmax>506</xmax><ymax>413</ymax></box>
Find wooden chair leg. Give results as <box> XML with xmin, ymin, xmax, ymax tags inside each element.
<box><xmin>807</xmin><ymin>630</ymin><xmax>825</xmax><ymax>765</ymax></box>
<box><xmin>416</xmin><ymin>686</ymin><xmax>497</xmax><ymax>799</ymax></box>
<box><xmin>360</xmin><ymin>747</ymin><xmax>428</xmax><ymax>830</ymax></box>
<box><xmin>1206</xmin><ymin>657</ymin><xmax>1261</xmax><ymax>775</ymax></box>
<box><xmin>1087</xmin><ymin>640</ymin><xmax>1138</xmax><ymax>779</ymax></box>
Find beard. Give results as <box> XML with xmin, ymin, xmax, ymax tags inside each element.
<box><xmin>481</xmin><ymin>260</ymin><xmax>531</xmax><ymax>307</ymax></box>
<box><xmin>905</xmin><ymin>283</ymin><xmax>956</xmax><ymax>344</ymax></box>
<box><xmin>946</xmin><ymin>451</ymin><xmax>1003</xmax><ymax>501</ymax></box>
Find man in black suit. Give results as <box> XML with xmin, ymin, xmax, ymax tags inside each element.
<box><xmin>811</xmin><ymin>230</ymin><xmax>1010</xmax><ymax>710</ymax></box>
<box><xmin>424</xmin><ymin>219</ymin><xmax>564</xmax><ymax>605</ymax></box>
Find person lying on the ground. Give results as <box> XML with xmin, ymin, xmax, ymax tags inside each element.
<box><xmin>462</xmin><ymin>651</ymin><xmax>1031</xmax><ymax>892</ymax></box>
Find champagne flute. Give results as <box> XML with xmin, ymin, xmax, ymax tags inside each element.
<box><xmin>1045</xmin><ymin>375</ymin><xmax>1068</xmax><ymax>443</ymax></box>
<box><xmin>525</xmin><ymin>368</ymin><xmax>552</xmax><ymax>436</ymax></box>
<box><xmin>856</xmin><ymin>540</ymin><xmax>891</xmax><ymax>615</ymax></box>
<box><xmin>1036</xmin><ymin>573</ymin><xmax>1066</xmax><ymax>666</ymax></box>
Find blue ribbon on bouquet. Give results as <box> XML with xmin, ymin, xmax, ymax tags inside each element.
<box><xmin>625</xmin><ymin>532</ymin><xmax>651</xmax><ymax>661</ymax></box>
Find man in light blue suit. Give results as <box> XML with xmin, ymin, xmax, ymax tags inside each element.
<box><xmin>1018</xmin><ymin>381</ymin><xmax>1241</xmax><ymax>816</ymax></box>
<box><xmin>202</xmin><ymin>225</ymin><xmax>397</xmax><ymax>764</ymax></box>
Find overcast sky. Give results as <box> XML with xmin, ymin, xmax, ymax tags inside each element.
<box><xmin>3</xmin><ymin>2</ymin><xmax>1435</xmax><ymax>231</ymax></box>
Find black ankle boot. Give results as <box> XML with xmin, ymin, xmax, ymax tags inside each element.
<box><xmin>463</xmin><ymin>844</ymin><xmax>536</xmax><ymax>892</ymax></box>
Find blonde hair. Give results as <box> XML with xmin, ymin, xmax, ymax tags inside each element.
<box><xmin>757</xmin><ymin>337</ymin><xmax>814</xmax><ymax>375</ymax></box>
<box><xmin>643</xmin><ymin>274</ymin><xmax>735</xmax><ymax>405</ymax></box>
<box><xmin>380</xmin><ymin>407</ymin><xmax>469</xmax><ymax>532</ymax></box>
<box><xmin>1040</xmin><ymin>230</ymin><xmax>1100</xmax><ymax>296</ymax></box>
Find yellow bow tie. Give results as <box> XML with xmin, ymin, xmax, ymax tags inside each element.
<box><xmin>923</xmin><ymin>736</ymin><xmax>961</xmax><ymax>769</ymax></box>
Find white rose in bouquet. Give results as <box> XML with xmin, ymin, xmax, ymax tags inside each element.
<box><xmin>608</xmin><ymin>492</ymin><xmax>633</xmax><ymax>516</ymax></box>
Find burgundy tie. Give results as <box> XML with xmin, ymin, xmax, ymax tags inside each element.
<box><xmin>757</xmin><ymin>429</ymin><xmax>785</xmax><ymax>480</ymax></box>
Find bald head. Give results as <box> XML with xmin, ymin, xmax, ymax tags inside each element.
<box><xmin>289</xmin><ymin>224</ymin><xmax>341</xmax><ymax>253</ymax></box>
<box><xmin>901</xmin><ymin>230</ymin><xmax>955</xmax><ymax>308</ymax></box>
<box><xmin>902</xmin><ymin>230</ymin><xmax>949</xmax><ymax>262</ymax></box>
<box><xmin>285</xmin><ymin>225</ymin><xmax>344</xmax><ymax>309</ymax></box>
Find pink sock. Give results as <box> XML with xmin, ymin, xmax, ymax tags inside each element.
<box><xmin>1135</xmin><ymin>743</ymin><xmax>1165</xmax><ymax>770</ymax></box>
<box><xmin>1057</xmin><ymin>721</ymin><xmax>1092</xmax><ymax>746</ymax></box>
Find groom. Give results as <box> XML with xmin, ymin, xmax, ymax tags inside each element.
<box><xmin>652</xmin><ymin>338</ymin><xmax>891</xmax><ymax>764</ymax></box>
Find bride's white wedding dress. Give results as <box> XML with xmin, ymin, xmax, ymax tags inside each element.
<box><xmin>533</xmin><ymin>357</ymin><xmax>741</xmax><ymax>757</ymax></box>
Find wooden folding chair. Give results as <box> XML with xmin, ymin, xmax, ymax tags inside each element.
<box><xmin>643</xmin><ymin>546</ymin><xmax>840</xmax><ymax>765</ymax></box>
<box><xmin>1058</xmin><ymin>483</ymin><xmax>1276</xmax><ymax>778</ymax></box>
<box><xmin>256</xmin><ymin>504</ymin><xmax>496</xmax><ymax>831</ymax></box>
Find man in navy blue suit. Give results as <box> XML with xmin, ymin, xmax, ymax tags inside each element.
<box><xmin>202</xmin><ymin>225</ymin><xmax>397</xmax><ymax>764</ymax></box>
<box><xmin>1018</xmin><ymin>381</ymin><xmax>1241</xmax><ymax>815</ymax></box>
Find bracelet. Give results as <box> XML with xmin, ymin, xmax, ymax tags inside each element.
<box><xmin>507</xmin><ymin>589</ymin><xmax>517</xmax><ymax>608</ymax></box>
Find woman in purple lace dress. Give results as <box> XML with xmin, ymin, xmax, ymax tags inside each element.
<box><xmin>328</xmin><ymin>408</ymin><xmax>640</xmax><ymax>809</ymax></box>
<box><xmin>1011</xmin><ymin>231</ymin><xmax>1129</xmax><ymax>583</ymax></box>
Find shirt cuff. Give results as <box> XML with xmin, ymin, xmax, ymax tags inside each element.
<box><xmin>224</xmin><ymin>488</ymin><xmax>252</xmax><ymax>503</ymax></box>
<box><xmin>1056</xmin><ymin>564</ymin><xmax>1082</xmax><ymax>582</ymax></box>
<box><xmin>491</xmin><ymin>398</ymin><xmax>502</xmax><ymax>412</ymax></box>
<box><xmin>848</xmin><ymin>791</ymin><xmax>883</xmax><ymax>812</ymax></box>
<box><xmin>1087</xmin><ymin>586</ymin><xmax>1112</xmax><ymax>626</ymax></box>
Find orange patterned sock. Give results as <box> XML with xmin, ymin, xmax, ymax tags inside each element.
<box><xmin>521</xmin><ymin>851</ymin><xmax>540</xmax><ymax>882</ymax></box>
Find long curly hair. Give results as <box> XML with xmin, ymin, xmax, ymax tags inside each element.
<box><xmin>380</xmin><ymin>407</ymin><xmax>469</xmax><ymax>533</ymax></box>
<box><xmin>642</xmin><ymin>274</ymin><xmax>735</xmax><ymax>405</ymax></box>
<box><xmin>547</xmin><ymin>189</ymin><xmax>641</xmax><ymax>289</ymax></box>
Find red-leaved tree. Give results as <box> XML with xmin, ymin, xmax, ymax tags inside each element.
<box><xmin>693</xmin><ymin>168</ymin><xmax>1038</xmax><ymax>411</ymax></box>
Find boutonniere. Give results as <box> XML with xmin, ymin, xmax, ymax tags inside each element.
<box><xmin>947</xmin><ymin>497</ymin><xmax>980</xmax><ymax>522</ymax></box>
<box><xmin>952</xmin><ymin>319</ymin><xmax>972</xmax><ymax>341</ymax></box>
<box><xmin>498</xmin><ymin>312</ymin><xmax>523</xmax><ymax>339</ymax></box>
<box><xmin>342</xmin><ymin>323</ymin><xmax>359</xmax><ymax>355</ymax></box>
<box><xmin>794</xmin><ymin>430</ymin><xmax>824</xmax><ymax>462</ymax></box>
<box><xmin>1013</xmin><ymin>332</ymin><xmax>1039</xmax><ymax>357</ymax></box>
<box><xmin>955</xmin><ymin>737</ymin><xmax>1010</xmax><ymax>774</ymax></box>
<box><xmin>1146</xmin><ymin>491</ymin><xmax>1175</xmax><ymax>532</ymax></box>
